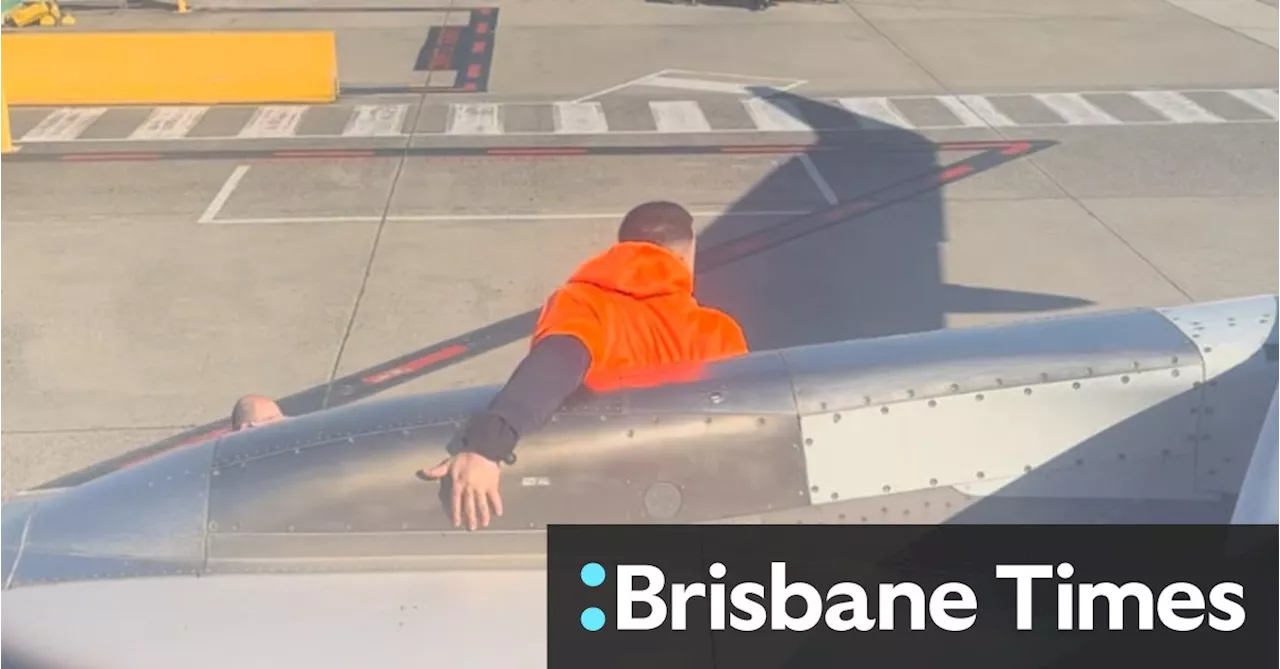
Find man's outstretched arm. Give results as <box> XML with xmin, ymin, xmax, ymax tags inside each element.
<box><xmin>455</xmin><ymin>334</ymin><xmax>592</xmax><ymax>463</ymax></box>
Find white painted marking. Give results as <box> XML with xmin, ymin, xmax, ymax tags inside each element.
<box><xmin>798</xmin><ymin>154</ymin><xmax>838</xmax><ymax>206</ymax></box>
<box><xmin>1033</xmin><ymin>93</ymin><xmax>1120</xmax><ymax>125</ymax></box>
<box><xmin>649</xmin><ymin>101</ymin><xmax>712</xmax><ymax>133</ymax></box>
<box><xmin>198</xmin><ymin>165</ymin><xmax>252</xmax><ymax>224</ymax></box>
<box><xmin>448</xmin><ymin>103</ymin><xmax>503</xmax><ymax>135</ymax></box>
<box><xmin>20</xmin><ymin>108</ymin><xmax>107</xmax><ymax>142</ymax></box>
<box><xmin>130</xmin><ymin>106</ymin><xmax>209</xmax><ymax>140</ymax></box>
<box><xmin>552</xmin><ymin>102</ymin><xmax>609</xmax><ymax>134</ymax></box>
<box><xmin>1226</xmin><ymin>89</ymin><xmax>1279</xmax><ymax>118</ymax></box>
<box><xmin>571</xmin><ymin>70</ymin><xmax>670</xmax><ymax>104</ymax></box>
<box><xmin>837</xmin><ymin>97</ymin><xmax>912</xmax><ymax>129</ymax></box>
<box><xmin>742</xmin><ymin>98</ymin><xmax>811</xmax><ymax>132</ymax></box>
<box><xmin>342</xmin><ymin>104</ymin><xmax>409</xmax><ymax>137</ymax></box>
<box><xmin>1131</xmin><ymin>91</ymin><xmax>1223</xmax><ymax>124</ymax></box>
<box><xmin>643</xmin><ymin>75</ymin><xmax>756</xmax><ymax>95</ymax></box>
<box><xmin>239</xmin><ymin>106</ymin><xmax>307</xmax><ymax>138</ymax></box>
<box><xmin>932</xmin><ymin>95</ymin><xmax>997</xmax><ymax>127</ymax></box>
<box><xmin>950</xmin><ymin>95</ymin><xmax>1017</xmax><ymax>127</ymax></box>
<box><xmin>206</xmin><ymin>209</ymin><xmax>812</xmax><ymax>225</ymax></box>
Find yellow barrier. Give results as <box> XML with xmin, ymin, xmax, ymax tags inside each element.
<box><xmin>1</xmin><ymin>31</ymin><xmax>337</xmax><ymax>106</ymax></box>
<box><xmin>2</xmin><ymin>86</ymin><xmax>13</xmax><ymax>154</ymax></box>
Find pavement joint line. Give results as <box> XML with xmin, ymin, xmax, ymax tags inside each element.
<box><xmin>317</xmin><ymin>0</ymin><xmax>466</xmax><ymax>411</ymax></box>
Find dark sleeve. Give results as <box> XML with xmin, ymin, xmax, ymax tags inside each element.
<box><xmin>454</xmin><ymin>335</ymin><xmax>592</xmax><ymax>464</ymax></box>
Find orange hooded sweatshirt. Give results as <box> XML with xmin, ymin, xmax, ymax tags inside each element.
<box><xmin>531</xmin><ymin>241</ymin><xmax>749</xmax><ymax>391</ymax></box>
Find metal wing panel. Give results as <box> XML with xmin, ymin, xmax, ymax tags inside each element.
<box><xmin>1155</xmin><ymin>295</ymin><xmax>1279</xmax><ymax>494</ymax></box>
<box><xmin>7</xmin><ymin>443</ymin><xmax>215</xmax><ymax>588</ymax></box>
<box><xmin>783</xmin><ymin>308</ymin><xmax>1200</xmax><ymax>417</ymax></box>
<box><xmin>799</xmin><ymin>363</ymin><xmax>1203</xmax><ymax>505</ymax></box>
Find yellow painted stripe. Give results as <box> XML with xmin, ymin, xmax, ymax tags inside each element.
<box><xmin>2</xmin><ymin>32</ymin><xmax>337</xmax><ymax>106</ymax></box>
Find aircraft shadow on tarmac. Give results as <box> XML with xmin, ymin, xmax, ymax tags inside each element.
<box><xmin>34</xmin><ymin>89</ymin><xmax>1091</xmax><ymax>490</ymax></box>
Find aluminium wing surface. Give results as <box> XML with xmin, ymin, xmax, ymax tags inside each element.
<box><xmin>2</xmin><ymin>294</ymin><xmax>1276</xmax><ymax>669</ymax></box>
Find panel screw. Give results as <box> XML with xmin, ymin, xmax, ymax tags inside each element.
<box><xmin>928</xmin><ymin>400</ymin><xmax>937</xmax><ymax>408</ymax></box>
<box><xmin>830</xmin><ymin>492</ymin><xmax>839</xmax><ymax>501</ymax></box>
<box><xmin>906</xmin><ymin>389</ymin><xmax>916</xmax><ymax>398</ymax></box>
<box><xmin>705</xmin><ymin>417</ymin><xmax>713</xmax><ymax>424</ymax></box>
<box><xmin>975</xmin><ymin>394</ymin><xmax>984</xmax><ymax>402</ymax></box>
<box><xmin>880</xmin><ymin>406</ymin><xmax>889</xmax><ymax>414</ymax></box>
<box><xmin>882</xmin><ymin>485</ymin><xmax>891</xmax><ymax>493</ymax></box>
<box><xmin>757</xmin><ymin>417</ymin><xmax>766</xmax><ymax>426</ymax></box>
<box><xmin>928</xmin><ymin>478</ymin><xmax>937</xmax><ymax>486</ymax></box>
<box><xmin>1023</xmin><ymin>465</ymin><xmax>1032</xmax><ymax>473</ymax></box>
<box><xmin>975</xmin><ymin>471</ymin><xmax>985</xmax><ymax>479</ymax></box>
<box><xmin>626</xmin><ymin>429</ymin><xmax>635</xmax><ymax>438</ymax></box>
<box><xmin>832</xmin><ymin>413</ymin><xmax>841</xmax><ymax>423</ymax></box>
<box><xmin>1024</xmin><ymin>388</ymin><xmax>1033</xmax><ymax>395</ymax></box>
<box><xmin>1072</xmin><ymin>382</ymin><xmax>1081</xmax><ymax>390</ymax></box>
<box><xmin>1204</xmin><ymin>347</ymin><xmax>1213</xmax><ymax>353</ymax></box>
<box><xmin>1121</xmin><ymin>376</ymin><xmax>1130</xmax><ymax>384</ymax></box>
<box><xmin>820</xmin><ymin>401</ymin><xmax>828</xmax><ymax>410</ymax></box>
<box><xmin>804</xmin><ymin>438</ymin><xmax>814</xmax><ymax>446</ymax></box>
<box><xmin>1171</xmin><ymin>369</ymin><xmax>1180</xmax><ymax>378</ymax></box>
<box><xmin>949</xmin><ymin>384</ymin><xmax>960</xmax><ymax>392</ymax></box>
<box><xmin>811</xmin><ymin>485</ymin><xmax>819</xmax><ymax>493</ymax></box>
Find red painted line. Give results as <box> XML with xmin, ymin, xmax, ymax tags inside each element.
<box><xmin>441</xmin><ymin>27</ymin><xmax>460</xmax><ymax>45</ymax></box>
<box><xmin>718</xmin><ymin>145</ymin><xmax>810</xmax><ymax>154</ymax></box>
<box><xmin>937</xmin><ymin>164</ymin><xmax>974</xmax><ymax>182</ymax></box>
<box><xmin>462</xmin><ymin>82</ymin><xmax>477</xmax><ymax>91</ymax></box>
<box><xmin>467</xmin><ymin>63</ymin><xmax>482</xmax><ymax>78</ymax></box>
<box><xmin>1001</xmin><ymin>141</ymin><xmax>1032</xmax><ymax>156</ymax></box>
<box><xmin>475</xmin><ymin>22</ymin><xmax>490</xmax><ymax>34</ymax></box>
<box><xmin>272</xmin><ymin>150</ymin><xmax>377</xmax><ymax>159</ymax></box>
<box><xmin>486</xmin><ymin>147</ymin><xmax>589</xmax><ymax>156</ymax></box>
<box><xmin>362</xmin><ymin>344</ymin><xmax>469</xmax><ymax>385</ymax></box>
<box><xmin>62</xmin><ymin>152</ymin><xmax>161</xmax><ymax>161</ymax></box>
<box><xmin>935</xmin><ymin>141</ymin><xmax>1019</xmax><ymax>151</ymax></box>
<box><xmin>472</xmin><ymin>40</ymin><xmax>486</xmax><ymax>54</ymax></box>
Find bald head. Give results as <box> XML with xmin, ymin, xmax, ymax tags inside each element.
<box><xmin>617</xmin><ymin>201</ymin><xmax>697</xmax><ymax>270</ymax></box>
<box><xmin>231</xmin><ymin>394</ymin><xmax>285</xmax><ymax>431</ymax></box>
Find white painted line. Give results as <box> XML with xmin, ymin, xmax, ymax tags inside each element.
<box><xmin>649</xmin><ymin>101</ymin><xmax>712</xmax><ymax>133</ymax></box>
<box><xmin>932</xmin><ymin>95</ymin><xmax>995</xmax><ymax>128</ymax></box>
<box><xmin>20</xmin><ymin>108</ymin><xmax>108</xmax><ymax>142</ymax></box>
<box><xmin>1033</xmin><ymin>93</ymin><xmax>1120</xmax><ymax>125</ymax></box>
<box><xmin>837</xmin><ymin>97</ymin><xmax>913</xmax><ymax>130</ymax></box>
<box><xmin>553</xmin><ymin>102</ymin><xmax>609</xmax><ymax>134</ymax></box>
<box><xmin>198</xmin><ymin>165</ymin><xmax>252</xmax><ymax>224</ymax></box>
<box><xmin>663</xmin><ymin>69</ymin><xmax>806</xmax><ymax>83</ymax></box>
<box><xmin>239</xmin><ymin>106</ymin><xmax>307</xmax><ymax>138</ymax></box>
<box><xmin>343</xmin><ymin>104</ymin><xmax>409</xmax><ymax>137</ymax></box>
<box><xmin>1226</xmin><ymin>89</ymin><xmax>1279</xmax><ymax>118</ymax></box>
<box><xmin>643</xmin><ymin>75</ymin><xmax>756</xmax><ymax>95</ymax></box>
<box><xmin>570</xmin><ymin>70</ymin><xmax>669</xmax><ymax>104</ymax></box>
<box><xmin>742</xmin><ymin>98</ymin><xmax>811</xmax><ymax>132</ymax></box>
<box><xmin>130</xmin><ymin>106</ymin><xmax>209</xmax><ymax>140</ymax></box>
<box><xmin>798</xmin><ymin>154</ymin><xmax>838</xmax><ymax>206</ymax></box>
<box><xmin>448</xmin><ymin>103</ymin><xmax>503</xmax><ymax>135</ymax></box>
<box><xmin>1130</xmin><ymin>91</ymin><xmax>1223</xmax><ymax>124</ymax></box>
<box><xmin>207</xmin><ymin>209</ymin><xmax>813</xmax><ymax>225</ymax></box>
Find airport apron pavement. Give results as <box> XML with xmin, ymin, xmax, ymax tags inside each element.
<box><xmin>1</xmin><ymin>0</ymin><xmax>1277</xmax><ymax>495</ymax></box>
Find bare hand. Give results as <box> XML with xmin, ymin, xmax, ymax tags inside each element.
<box><xmin>422</xmin><ymin>452</ymin><xmax>504</xmax><ymax>531</ymax></box>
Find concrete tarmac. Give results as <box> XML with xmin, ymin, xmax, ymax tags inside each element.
<box><xmin>2</xmin><ymin>0</ymin><xmax>1277</xmax><ymax>494</ymax></box>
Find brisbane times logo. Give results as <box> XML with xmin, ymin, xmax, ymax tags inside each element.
<box><xmin>572</xmin><ymin>560</ymin><xmax>1249</xmax><ymax>633</ymax></box>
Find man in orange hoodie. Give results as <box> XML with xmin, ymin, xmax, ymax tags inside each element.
<box><xmin>423</xmin><ymin>201</ymin><xmax>749</xmax><ymax>530</ymax></box>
